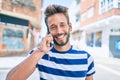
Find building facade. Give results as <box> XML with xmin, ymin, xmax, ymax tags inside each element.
<box><xmin>0</xmin><ymin>0</ymin><xmax>42</xmax><ymax>56</ymax></box>
<box><xmin>69</xmin><ymin>0</ymin><xmax>81</xmax><ymax>48</ymax></box>
<box><xmin>80</xmin><ymin>0</ymin><xmax>120</xmax><ymax>58</ymax></box>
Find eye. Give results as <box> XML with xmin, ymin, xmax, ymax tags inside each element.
<box><xmin>61</xmin><ymin>24</ymin><xmax>65</xmax><ymax>26</ymax></box>
<box><xmin>50</xmin><ymin>25</ymin><xmax>56</xmax><ymax>30</ymax></box>
<box><xmin>60</xmin><ymin>23</ymin><xmax>67</xmax><ymax>27</ymax></box>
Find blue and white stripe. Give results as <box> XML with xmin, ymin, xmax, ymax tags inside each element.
<box><xmin>30</xmin><ymin>46</ymin><xmax>95</xmax><ymax>80</ymax></box>
<box><xmin>39</xmin><ymin>72</ymin><xmax>85</xmax><ymax>80</ymax></box>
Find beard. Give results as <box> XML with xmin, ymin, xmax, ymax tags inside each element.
<box><xmin>53</xmin><ymin>31</ymin><xmax>70</xmax><ymax>46</ymax></box>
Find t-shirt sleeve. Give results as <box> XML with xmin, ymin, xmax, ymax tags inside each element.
<box><xmin>86</xmin><ymin>54</ymin><xmax>96</xmax><ymax>76</ymax></box>
<box><xmin>26</xmin><ymin>48</ymin><xmax>37</xmax><ymax>57</ymax></box>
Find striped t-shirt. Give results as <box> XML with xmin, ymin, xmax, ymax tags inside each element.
<box><xmin>29</xmin><ymin>46</ymin><xmax>95</xmax><ymax>80</ymax></box>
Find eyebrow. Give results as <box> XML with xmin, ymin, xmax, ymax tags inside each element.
<box><xmin>60</xmin><ymin>22</ymin><xmax>66</xmax><ymax>24</ymax></box>
<box><xmin>50</xmin><ymin>24</ymin><xmax>56</xmax><ymax>28</ymax></box>
<box><xmin>49</xmin><ymin>22</ymin><xmax>67</xmax><ymax>28</ymax></box>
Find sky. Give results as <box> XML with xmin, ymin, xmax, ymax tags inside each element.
<box><xmin>40</xmin><ymin>0</ymin><xmax>73</xmax><ymax>37</ymax></box>
<box><xmin>42</xmin><ymin>0</ymin><xmax>73</xmax><ymax>10</ymax></box>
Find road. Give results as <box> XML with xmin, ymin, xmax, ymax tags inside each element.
<box><xmin>94</xmin><ymin>56</ymin><xmax>120</xmax><ymax>80</ymax></box>
<box><xmin>95</xmin><ymin>64</ymin><xmax>120</xmax><ymax>80</ymax></box>
<box><xmin>0</xmin><ymin>56</ymin><xmax>120</xmax><ymax>80</ymax></box>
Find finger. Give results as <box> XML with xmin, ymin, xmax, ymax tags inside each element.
<box><xmin>46</xmin><ymin>39</ymin><xmax>52</xmax><ymax>47</ymax></box>
<box><xmin>47</xmin><ymin>34</ymin><xmax>53</xmax><ymax>40</ymax></box>
<box><xmin>46</xmin><ymin>34</ymin><xmax>53</xmax><ymax>42</ymax></box>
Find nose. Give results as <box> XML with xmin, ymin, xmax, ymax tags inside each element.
<box><xmin>56</xmin><ymin>27</ymin><xmax>63</xmax><ymax>34</ymax></box>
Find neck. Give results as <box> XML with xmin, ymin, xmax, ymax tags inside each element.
<box><xmin>54</xmin><ymin>42</ymin><xmax>71</xmax><ymax>52</ymax></box>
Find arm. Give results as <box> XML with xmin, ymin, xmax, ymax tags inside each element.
<box><xmin>6</xmin><ymin>34</ymin><xmax>53</xmax><ymax>80</ymax></box>
<box><xmin>85</xmin><ymin>75</ymin><xmax>93</xmax><ymax>80</ymax></box>
<box><xmin>6</xmin><ymin>50</ymin><xmax>44</xmax><ymax>80</ymax></box>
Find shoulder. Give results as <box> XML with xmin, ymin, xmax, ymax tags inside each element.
<box><xmin>72</xmin><ymin>46</ymin><xmax>90</xmax><ymax>55</ymax></box>
<box><xmin>72</xmin><ymin>46</ymin><xmax>94</xmax><ymax>59</ymax></box>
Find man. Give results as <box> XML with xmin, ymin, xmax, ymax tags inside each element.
<box><xmin>6</xmin><ymin>5</ymin><xmax>95</xmax><ymax>80</ymax></box>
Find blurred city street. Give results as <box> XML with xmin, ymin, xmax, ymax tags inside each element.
<box><xmin>0</xmin><ymin>53</ymin><xmax>120</xmax><ymax>80</ymax></box>
<box><xmin>0</xmin><ymin>0</ymin><xmax>120</xmax><ymax>80</ymax></box>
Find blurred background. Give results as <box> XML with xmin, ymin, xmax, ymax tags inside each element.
<box><xmin>0</xmin><ymin>0</ymin><xmax>120</xmax><ymax>80</ymax></box>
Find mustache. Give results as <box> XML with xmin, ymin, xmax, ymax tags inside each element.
<box><xmin>53</xmin><ymin>33</ymin><xmax>67</xmax><ymax>38</ymax></box>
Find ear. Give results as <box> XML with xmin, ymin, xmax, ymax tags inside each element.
<box><xmin>69</xmin><ymin>23</ymin><xmax>72</xmax><ymax>32</ymax></box>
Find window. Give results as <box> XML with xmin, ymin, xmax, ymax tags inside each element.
<box><xmin>81</xmin><ymin>7</ymin><xmax>94</xmax><ymax>22</ymax></box>
<box><xmin>86</xmin><ymin>33</ymin><xmax>94</xmax><ymax>47</ymax></box>
<box><xmin>11</xmin><ymin>0</ymin><xmax>36</xmax><ymax>10</ymax></box>
<box><xmin>99</xmin><ymin>0</ymin><xmax>114</xmax><ymax>14</ymax></box>
<box><xmin>16</xmin><ymin>30</ymin><xmax>24</xmax><ymax>38</ymax></box>
<box><xmin>95</xmin><ymin>31</ymin><xmax>102</xmax><ymax>47</ymax></box>
<box><xmin>81</xmin><ymin>12</ymin><xmax>87</xmax><ymax>21</ymax></box>
<box><xmin>118</xmin><ymin>2</ymin><xmax>120</xmax><ymax>8</ymax></box>
<box><xmin>101</xmin><ymin>2</ymin><xmax>104</xmax><ymax>7</ymax></box>
<box><xmin>76</xmin><ymin>0</ymin><xmax>80</xmax><ymax>5</ymax></box>
<box><xmin>86</xmin><ymin>31</ymin><xmax>102</xmax><ymax>47</ymax></box>
<box><xmin>87</xmin><ymin>7</ymin><xmax>94</xmax><ymax>18</ymax></box>
<box><xmin>75</xmin><ymin>14</ymin><xmax>80</xmax><ymax>22</ymax></box>
<box><xmin>2</xmin><ymin>28</ymin><xmax>24</xmax><ymax>50</ymax></box>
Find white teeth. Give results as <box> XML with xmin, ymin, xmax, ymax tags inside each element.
<box><xmin>57</xmin><ymin>35</ymin><xmax>64</xmax><ymax>39</ymax></box>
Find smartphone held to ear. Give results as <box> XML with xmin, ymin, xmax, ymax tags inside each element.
<box><xmin>47</xmin><ymin>29</ymin><xmax>54</xmax><ymax>47</ymax></box>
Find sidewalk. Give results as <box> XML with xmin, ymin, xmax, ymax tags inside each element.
<box><xmin>93</xmin><ymin>55</ymin><xmax>120</xmax><ymax>65</ymax></box>
<box><xmin>0</xmin><ymin>56</ymin><xmax>39</xmax><ymax>80</ymax></box>
<box><xmin>93</xmin><ymin>55</ymin><xmax>120</xmax><ymax>76</ymax></box>
<box><xmin>0</xmin><ymin>56</ymin><xmax>26</xmax><ymax>69</ymax></box>
<box><xmin>0</xmin><ymin>55</ymin><xmax>120</xmax><ymax>80</ymax></box>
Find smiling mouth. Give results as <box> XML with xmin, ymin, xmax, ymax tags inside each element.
<box><xmin>53</xmin><ymin>33</ymin><xmax>65</xmax><ymax>40</ymax></box>
<box><xmin>56</xmin><ymin>34</ymin><xmax>65</xmax><ymax>40</ymax></box>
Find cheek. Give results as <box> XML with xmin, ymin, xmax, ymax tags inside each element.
<box><xmin>51</xmin><ymin>31</ymin><xmax>55</xmax><ymax>34</ymax></box>
<box><xmin>50</xmin><ymin>32</ymin><xmax>56</xmax><ymax>37</ymax></box>
<box><xmin>66</xmin><ymin>28</ymin><xmax>70</xmax><ymax>33</ymax></box>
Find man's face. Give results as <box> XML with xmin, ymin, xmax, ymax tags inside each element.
<box><xmin>47</xmin><ymin>13</ymin><xmax>72</xmax><ymax>46</ymax></box>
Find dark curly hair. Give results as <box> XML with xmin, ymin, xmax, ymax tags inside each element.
<box><xmin>44</xmin><ymin>4</ymin><xmax>70</xmax><ymax>27</ymax></box>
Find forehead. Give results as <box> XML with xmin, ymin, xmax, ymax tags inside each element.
<box><xmin>47</xmin><ymin>13</ymin><xmax>67</xmax><ymax>26</ymax></box>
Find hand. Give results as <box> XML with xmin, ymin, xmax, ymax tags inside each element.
<box><xmin>38</xmin><ymin>34</ymin><xmax>53</xmax><ymax>54</ymax></box>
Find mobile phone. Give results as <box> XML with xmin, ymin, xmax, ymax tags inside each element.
<box><xmin>47</xmin><ymin>28</ymin><xmax>53</xmax><ymax>47</ymax></box>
